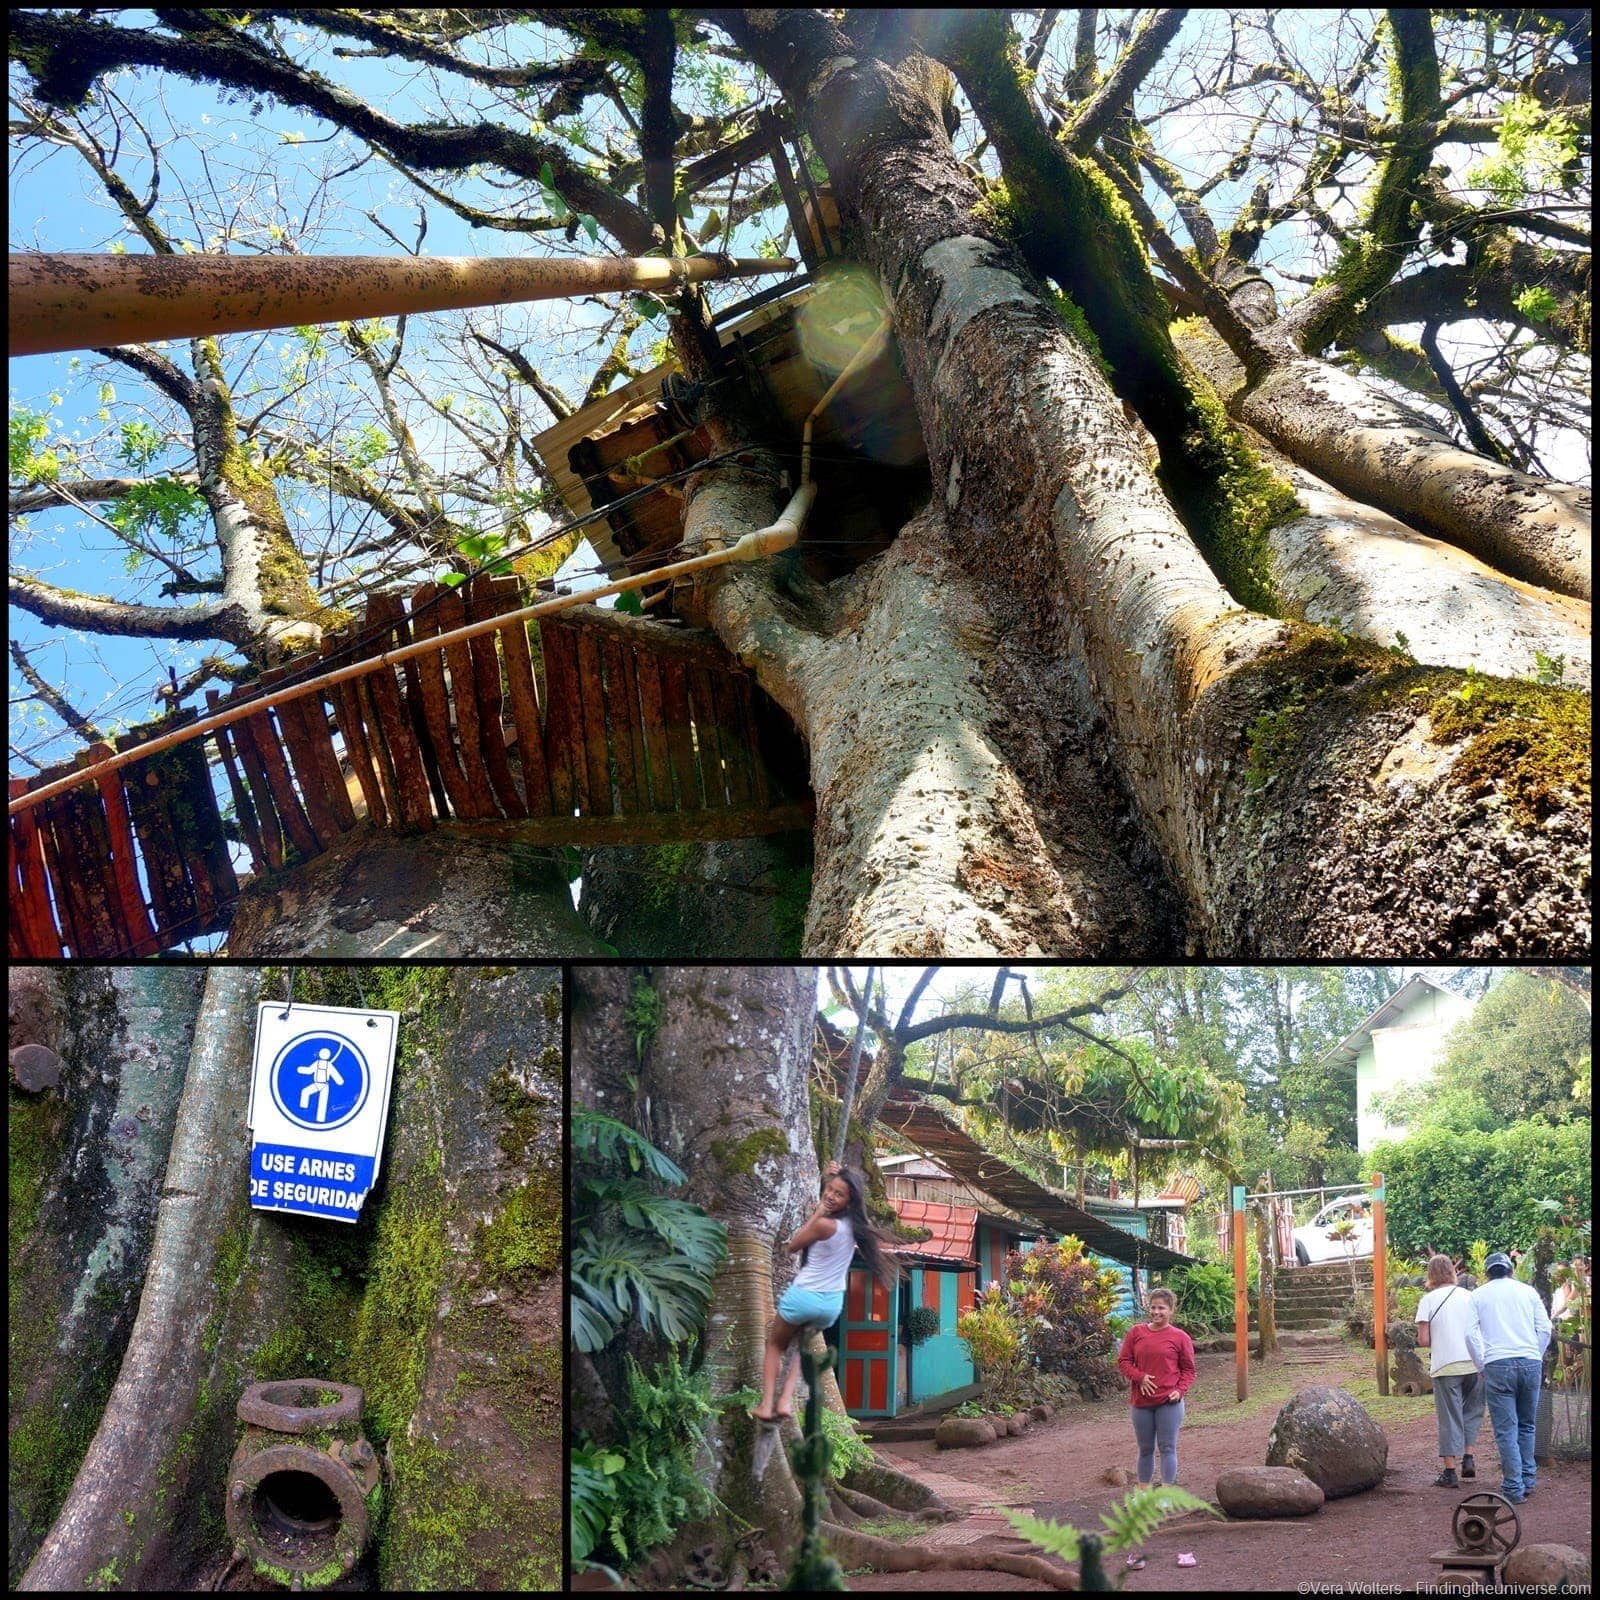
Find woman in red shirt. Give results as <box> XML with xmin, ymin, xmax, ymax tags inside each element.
<box><xmin>1117</xmin><ymin>1287</ymin><xmax>1196</xmax><ymax>1492</ymax></box>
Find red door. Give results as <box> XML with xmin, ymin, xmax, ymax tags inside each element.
<box><xmin>841</xmin><ymin>1266</ymin><xmax>896</xmax><ymax>1415</ymax></box>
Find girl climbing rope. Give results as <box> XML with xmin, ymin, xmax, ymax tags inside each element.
<box><xmin>752</xmin><ymin>1161</ymin><xmax>901</xmax><ymax>1423</ymax></box>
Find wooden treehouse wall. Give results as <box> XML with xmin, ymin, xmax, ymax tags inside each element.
<box><xmin>9</xmin><ymin>575</ymin><xmax>809</xmax><ymax>959</ymax></box>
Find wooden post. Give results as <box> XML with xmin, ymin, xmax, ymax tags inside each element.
<box><xmin>1254</xmin><ymin>1180</ymin><xmax>1278</xmax><ymax>1360</ymax></box>
<box><xmin>9</xmin><ymin>251</ymin><xmax>795</xmax><ymax>358</ymax></box>
<box><xmin>1372</xmin><ymin>1172</ymin><xmax>1389</xmax><ymax>1396</ymax></box>
<box><xmin>1233</xmin><ymin>1184</ymin><xmax>1248</xmax><ymax>1402</ymax></box>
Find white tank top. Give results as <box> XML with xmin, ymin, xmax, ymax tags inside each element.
<box><xmin>791</xmin><ymin>1214</ymin><xmax>855</xmax><ymax>1295</ymax></box>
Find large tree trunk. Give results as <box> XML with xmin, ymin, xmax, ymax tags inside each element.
<box><xmin>14</xmin><ymin>966</ymin><xmax>562</xmax><ymax>1592</ymax></box>
<box><xmin>713</xmin><ymin>16</ymin><xmax>1589</xmax><ymax>958</ymax></box>
<box><xmin>693</xmin><ymin>473</ymin><xmax>1178</xmax><ymax>958</ymax></box>
<box><xmin>8</xmin><ymin>966</ymin><xmax>205</xmax><ymax>1584</ymax></box>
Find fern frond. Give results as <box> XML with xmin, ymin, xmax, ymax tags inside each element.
<box><xmin>1099</xmin><ymin>1485</ymin><xmax>1218</xmax><ymax>1551</ymax></box>
<box><xmin>1004</xmin><ymin>1510</ymin><xmax>1080</xmax><ymax>1561</ymax></box>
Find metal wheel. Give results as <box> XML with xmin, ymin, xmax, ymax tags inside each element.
<box><xmin>1452</xmin><ymin>1491</ymin><xmax>1521</xmax><ymax>1556</ymax></box>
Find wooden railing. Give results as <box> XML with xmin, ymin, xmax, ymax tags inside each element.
<box><xmin>9</xmin><ymin>574</ymin><xmax>809</xmax><ymax>958</ymax></box>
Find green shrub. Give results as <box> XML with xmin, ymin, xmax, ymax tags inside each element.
<box><xmin>1003</xmin><ymin>1237</ymin><xmax>1123</xmax><ymax>1397</ymax></box>
<box><xmin>1166</xmin><ymin>1262</ymin><xmax>1235</xmax><ymax>1327</ymax></box>
<box><xmin>570</xmin><ymin>1349</ymin><xmax>718</xmax><ymax>1567</ymax></box>
<box><xmin>1371</xmin><ymin>1120</ymin><xmax>1591</xmax><ymax>1259</ymax></box>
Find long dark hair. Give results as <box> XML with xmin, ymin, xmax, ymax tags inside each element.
<box><xmin>813</xmin><ymin>1166</ymin><xmax>902</xmax><ymax>1288</ymax></box>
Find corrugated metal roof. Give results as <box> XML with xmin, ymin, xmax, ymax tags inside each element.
<box><xmin>1141</xmin><ymin>1173</ymin><xmax>1203</xmax><ymax>1209</ymax></box>
<box><xmin>888</xmin><ymin>1199</ymin><xmax>978</xmax><ymax>1265</ymax></box>
<box><xmin>878</xmin><ymin>1097</ymin><xmax>1198</xmax><ymax>1272</ymax></box>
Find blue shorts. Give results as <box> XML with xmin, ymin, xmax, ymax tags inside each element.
<box><xmin>777</xmin><ymin>1284</ymin><xmax>844</xmax><ymax>1329</ymax></box>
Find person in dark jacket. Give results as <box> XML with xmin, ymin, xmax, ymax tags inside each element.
<box><xmin>1117</xmin><ymin>1287</ymin><xmax>1197</xmax><ymax>1490</ymax></box>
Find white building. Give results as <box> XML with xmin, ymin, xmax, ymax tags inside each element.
<box><xmin>1320</xmin><ymin>975</ymin><xmax>1476</xmax><ymax>1152</ymax></box>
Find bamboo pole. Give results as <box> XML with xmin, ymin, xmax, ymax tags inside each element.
<box><xmin>7</xmin><ymin>482</ymin><xmax>816</xmax><ymax>819</ymax></box>
<box><xmin>9</xmin><ymin>251</ymin><xmax>796</xmax><ymax>358</ymax></box>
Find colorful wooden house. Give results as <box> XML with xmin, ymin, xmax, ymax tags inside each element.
<box><xmin>836</xmin><ymin>1155</ymin><xmax>1048</xmax><ymax>1419</ymax></box>
<box><xmin>837</xmin><ymin>1104</ymin><xmax>1200</xmax><ymax>1421</ymax></box>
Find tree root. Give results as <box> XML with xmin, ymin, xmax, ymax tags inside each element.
<box><xmin>844</xmin><ymin>1455</ymin><xmax>955</xmax><ymax>1519</ymax></box>
<box><xmin>822</xmin><ymin>1523</ymin><xmax>1077</xmax><ymax>1589</ymax></box>
<box><xmin>831</xmin><ymin>1483</ymin><xmax>902</xmax><ymax>1521</ymax></box>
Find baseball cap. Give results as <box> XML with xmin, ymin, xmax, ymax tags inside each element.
<box><xmin>1485</xmin><ymin>1252</ymin><xmax>1514</xmax><ymax>1272</ymax></box>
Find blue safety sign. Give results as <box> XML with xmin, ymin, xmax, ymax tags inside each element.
<box><xmin>249</xmin><ymin>1002</ymin><xmax>399</xmax><ymax>1223</ymax></box>
<box><xmin>270</xmin><ymin>1032</ymin><xmax>370</xmax><ymax>1131</ymax></box>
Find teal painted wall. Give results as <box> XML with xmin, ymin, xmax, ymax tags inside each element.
<box><xmin>1084</xmin><ymin>1203</ymin><xmax>1148</xmax><ymax>1319</ymax></box>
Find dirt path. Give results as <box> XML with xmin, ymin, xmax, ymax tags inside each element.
<box><xmin>847</xmin><ymin>1343</ymin><xmax>1592</xmax><ymax>1591</ymax></box>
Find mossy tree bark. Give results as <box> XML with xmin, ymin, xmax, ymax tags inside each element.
<box><xmin>705</xmin><ymin>11</ymin><xmax>1589</xmax><ymax>959</ymax></box>
<box><xmin>7</xmin><ymin>966</ymin><xmax>205</xmax><ymax>1585</ymax></box>
<box><xmin>13</xmin><ymin>965</ymin><xmax>562</xmax><ymax>1593</ymax></box>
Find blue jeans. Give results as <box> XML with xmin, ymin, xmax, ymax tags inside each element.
<box><xmin>1483</xmin><ymin>1357</ymin><xmax>1541</xmax><ymax>1500</ymax></box>
<box><xmin>1131</xmin><ymin>1399</ymin><xmax>1184</xmax><ymax>1485</ymax></box>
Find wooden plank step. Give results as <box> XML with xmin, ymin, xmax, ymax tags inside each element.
<box><xmin>360</xmin><ymin>593</ymin><xmax>436</xmax><ymax>828</ymax></box>
<box><xmin>89</xmin><ymin>741</ymin><xmax>162</xmax><ymax>958</ymax></box>
<box><xmin>429</xmin><ymin>584</ymin><xmax>502</xmax><ymax>820</ymax></box>
<box><xmin>465</xmin><ymin>574</ymin><xmax>526</xmax><ymax>819</ymax></box>
<box><xmin>538</xmin><ymin>618</ymin><xmax>585</xmax><ymax>816</ymax></box>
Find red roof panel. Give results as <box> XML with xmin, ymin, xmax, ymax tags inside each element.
<box><xmin>889</xmin><ymin>1198</ymin><xmax>978</xmax><ymax>1262</ymax></box>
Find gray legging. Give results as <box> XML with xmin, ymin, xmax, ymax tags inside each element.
<box><xmin>1132</xmin><ymin>1398</ymin><xmax>1185</xmax><ymax>1485</ymax></box>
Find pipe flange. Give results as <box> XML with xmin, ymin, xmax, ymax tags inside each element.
<box><xmin>238</xmin><ymin>1380</ymin><xmax>364</xmax><ymax>1434</ymax></box>
<box><xmin>225</xmin><ymin>1441</ymin><xmax>371</xmax><ymax>1582</ymax></box>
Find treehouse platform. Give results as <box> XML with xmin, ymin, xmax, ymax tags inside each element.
<box><xmin>9</xmin><ymin>575</ymin><xmax>810</xmax><ymax>959</ymax></box>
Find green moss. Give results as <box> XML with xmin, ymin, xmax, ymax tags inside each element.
<box><xmin>710</xmin><ymin>1127</ymin><xmax>790</xmax><ymax>1178</ymax></box>
<box><xmin>489</xmin><ymin>1064</ymin><xmax>548</xmax><ymax>1165</ymax></box>
<box><xmin>624</xmin><ymin>971</ymin><xmax>664</xmax><ymax>1061</ymax></box>
<box><xmin>348</xmin><ymin>1178</ymin><xmax>446</xmax><ymax>1449</ymax></box>
<box><xmin>474</xmin><ymin>1168</ymin><xmax>562</xmax><ymax>1286</ymax></box>
<box><xmin>1426</xmin><ymin>675</ymin><xmax>1590</xmax><ymax>823</ymax></box>
<box><xmin>255</xmin><ymin>1556</ymin><xmax>344</xmax><ymax>1588</ymax></box>
<box><xmin>772</xmin><ymin>861</ymin><xmax>812</xmax><ymax>959</ymax></box>
<box><xmin>203</xmin><ymin>1217</ymin><xmax>251</xmax><ymax>1355</ymax></box>
<box><xmin>7</xmin><ymin>1090</ymin><xmax>60</xmax><ymax>1262</ymax></box>
<box><xmin>638</xmin><ymin>840</ymin><xmax>696</xmax><ymax>912</ymax></box>
<box><xmin>541</xmin><ymin>984</ymin><xmax>562</xmax><ymax>1024</ymax></box>
<box><xmin>1049</xmin><ymin>289</ymin><xmax>1112</xmax><ymax>379</ymax></box>
<box><xmin>380</xmin><ymin>1436</ymin><xmax>559</xmax><ymax>1591</ymax></box>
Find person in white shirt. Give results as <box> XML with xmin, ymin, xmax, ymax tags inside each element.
<box><xmin>1472</xmin><ymin>1251</ymin><xmax>1553</xmax><ymax>1504</ymax></box>
<box><xmin>1416</xmin><ymin>1254</ymin><xmax>1485</xmax><ymax>1487</ymax></box>
<box><xmin>752</xmin><ymin>1161</ymin><xmax>901</xmax><ymax>1424</ymax></box>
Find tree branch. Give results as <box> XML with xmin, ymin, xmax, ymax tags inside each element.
<box><xmin>9</xmin><ymin>573</ymin><xmax>231</xmax><ymax>640</ymax></box>
<box><xmin>8</xmin><ymin>639</ymin><xmax>105</xmax><ymax>742</ymax></box>
<box><xmin>1067</xmin><ymin>8</ymin><xmax>1189</xmax><ymax>153</ymax></box>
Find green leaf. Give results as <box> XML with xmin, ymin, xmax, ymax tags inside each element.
<box><xmin>438</xmin><ymin>571</ymin><xmax>467</xmax><ymax>588</ymax></box>
<box><xmin>615</xmin><ymin>588</ymin><xmax>643</xmax><ymax>615</ymax></box>
<box><xmin>579</xmin><ymin>213</ymin><xmax>600</xmax><ymax>243</ymax></box>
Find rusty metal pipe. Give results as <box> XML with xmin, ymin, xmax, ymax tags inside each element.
<box><xmin>227</xmin><ymin>1381</ymin><xmax>378</xmax><ymax>1588</ymax></box>
<box><xmin>8</xmin><ymin>251</ymin><xmax>796</xmax><ymax>358</ymax></box>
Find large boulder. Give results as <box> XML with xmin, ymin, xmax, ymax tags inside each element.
<box><xmin>935</xmin><ymin>1416</ymin><xmax>996</xmax><ymax>1450</ymax></box>
<box><xmin>1502</xmin><ymin>1545</ymin><xmax>1591</xmax><ymax>1590</ymax></box>
<box><xmin>1215</xmin><ymin>1466</ymin><xmax>1325</xmax><ymax>1519</ymax></box>
<box><xmin>1265</xmin><ymin>1386</ymin><xmax>1388</xmax><ymax>1498</ymax></box>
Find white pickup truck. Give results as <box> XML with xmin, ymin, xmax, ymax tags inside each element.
<box><xmin>1291</xmin><ymin>1193</ymin><xmax>1374</xmax><ymax>1266</ymax></box>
